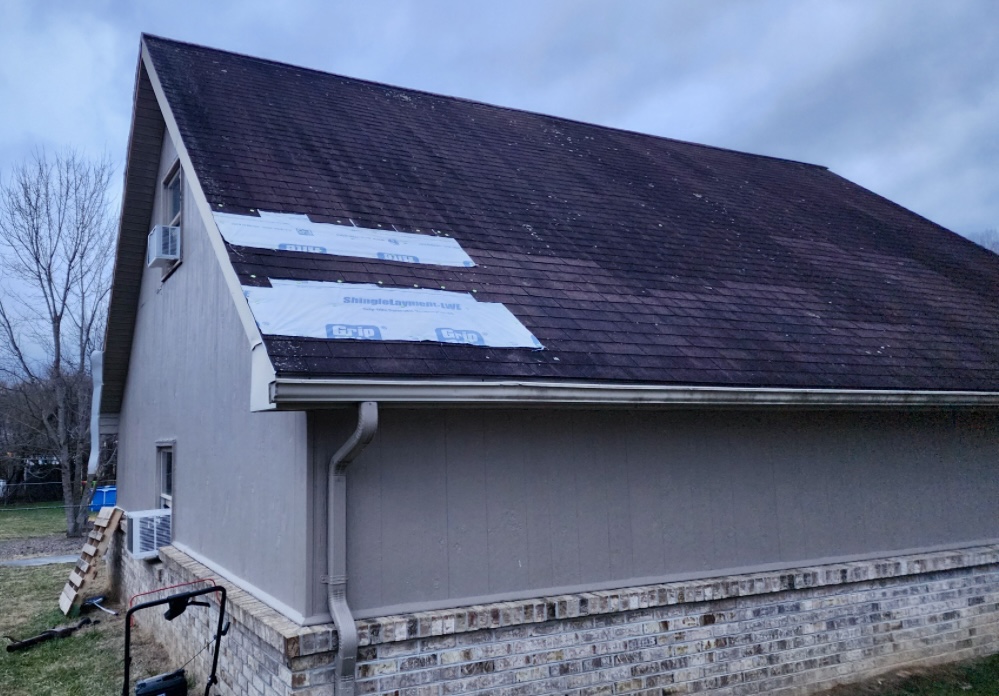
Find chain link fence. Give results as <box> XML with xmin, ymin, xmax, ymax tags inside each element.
<box><xmin>0</xmin><ymin>480</ymin><xmax>116</xmax><ymax>509</ymax></box>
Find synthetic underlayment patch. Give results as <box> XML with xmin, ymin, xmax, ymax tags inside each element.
<box><xmin>244</xmin><ymin>280</ymin><xmax>543</xmax><ymax>349</ymax></box>
<box><xmin>214</xmin><ymin>211</ymin><xmax>476</xmax><ymax>267</ymax></box>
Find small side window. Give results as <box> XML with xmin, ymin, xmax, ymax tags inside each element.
<box><xmin>164</xmin><ymin>166</ymin><xmax>182</xmax><ymax>227</ymax></box>
<box><xmin>158</xmin><ymin>446</ymin><xmax>174</xmax><ymax>509</ymax></box>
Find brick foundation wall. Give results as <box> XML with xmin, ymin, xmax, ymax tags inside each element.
<box><xmin>117</xmin><ymin>534</ymin><xmax>999</xmax><ymax>696</ymax></box>
<box><xmin>353</xmin><ymin>547</ymin><xmax>999</xmax><ymax>696</ymax></box>
<box><xmin>117</xmin><ymin>530</ymin><xmax>339</xmax><ymax>695</ymax></box>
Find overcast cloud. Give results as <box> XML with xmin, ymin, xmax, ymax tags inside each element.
<box><xmin>0</xmin><ymin>0</ymin><xmax>996</xmax><ymax>237</ymax></box>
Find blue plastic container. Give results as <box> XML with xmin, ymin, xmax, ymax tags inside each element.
<box><xmin>89</xmin><ymin>485</ymin><xmax>117</xmax><ymax>512</ymax></box>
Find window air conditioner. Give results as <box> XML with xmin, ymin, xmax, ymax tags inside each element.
<box><xmin>147</xmin><ymin>225</ymin><xmax>181</xmax><ymax>268</ymax></box>
<box><xmin>126</xmin><ymin>509</ymin><xmax>172</xmax><ymax>559</ymax></box>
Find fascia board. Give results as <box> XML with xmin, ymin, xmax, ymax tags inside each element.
<box><xmin>269</xmin><ymin>378</ymin><xmax>999</xmax><ymax>409</ymax></box>
<box><xmin>100</xmin><ymin>53</ymin><xmax>165</xmax><ymax>417</ymax></box>
<box><xmin>140</xmin><ymin>39</ymin><xmax>276</xmax><ymax>411</ymax></box>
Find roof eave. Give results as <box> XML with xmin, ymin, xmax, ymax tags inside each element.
<box><xmin>265</xmin><ymin>377</ymin><xmax>999</xmax><ymax>410</ymax></box>
<box><xmin>100</xmin><ymin>47</ymin><xmax>167</xmax><ymax>416</ymax></box>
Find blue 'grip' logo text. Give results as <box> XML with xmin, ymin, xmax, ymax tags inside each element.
<box><xmin>326</xmin><ymin>324</ymin><xmax>382</xmax><ymax>340</ymax></box>
<box><xmin>279</xmin><ymin>243</ymin><xmax>327</xmax><ymax>253</ymax></box>
<box><xmin>435</xmin><ymin>328</ymin><xmax>485</xmax><ymax>345</ymax></box>
<box><xmin>377</xmin><ymin>252</ymin><xmax>420</xmax><ymax>263</ymax></box>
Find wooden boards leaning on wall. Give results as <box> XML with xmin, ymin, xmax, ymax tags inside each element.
<box><xmin>60</xmin><ymin>506</ymin><xmax>123</xmax><ymax>615</ymax></box>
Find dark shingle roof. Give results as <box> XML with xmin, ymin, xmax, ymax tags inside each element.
<box><xmin>145</xmin><ymin>35</ymin><xmax>999</xmax><ymax>391</ymax></box>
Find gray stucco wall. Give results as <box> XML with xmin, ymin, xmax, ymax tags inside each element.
<box><xmin>116</xmin><ymin>133</ymin><xmax>310</xmax><ymax>620</ymax></box>
<box><xmin>310</xmin><ymin>407</ymin><xmax>999</xmax><ymax>618</ymax></box>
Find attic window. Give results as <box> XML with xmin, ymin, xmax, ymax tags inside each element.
<box><xmin>148</xmin><ymin>163</ymin><xmax>184</xmax><ymax>276</ymax></box>
<box><xmin>164</xmin><ymin>164</ymin><xmax>182</xmax><ymax>227</ymax></box>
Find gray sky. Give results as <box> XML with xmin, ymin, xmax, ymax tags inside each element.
<box><xmin>1</xmin><ymin>0</ymin><xmax>997</xmax><ymax>237</ymax></box>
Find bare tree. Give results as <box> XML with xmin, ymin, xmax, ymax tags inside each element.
<box><xmin>0</xmin><ymin>380</ymin><xmax>56</xmax><ymax>498</ymax></box>
<box><xmin>0</xmin><ymin>150</ymin><xmax>115</xmax><ymax>536</ymax></box>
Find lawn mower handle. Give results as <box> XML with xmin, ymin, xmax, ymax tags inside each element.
<box><xmin>122</xmin><ymin>585</ymin><xmax>227</xmax><ymax>696</ymax></box>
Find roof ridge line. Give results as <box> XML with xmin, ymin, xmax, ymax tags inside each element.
<box><xmin>140</xmin><ymin>33</ymin><xmax>827</xmax><ymax>172</ymax></box>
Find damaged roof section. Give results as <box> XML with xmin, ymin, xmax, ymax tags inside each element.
<box><xmin>220</xmin><ymin>210</ymin><xmax>541</xmax><ymax>349</ymax></box>
<box><xmin>143</xmin><ymin>34</ymin><xmax>999</xmax><ymax>391</ymax></box>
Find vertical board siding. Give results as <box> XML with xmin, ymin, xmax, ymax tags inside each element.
<box><xmin>380</xmin><ymin>412</ymin><xmax>449</xmax><ymax>605</ymax></box>
<box><xmin>313</xmin><ymin>407</ymin><xmax>999</xmax><ymax>617</ymax></box>
<box><xmin>443</xmin><ymin>410</ymin><xmax>490</xmax><ymax>599</ymax></box>
<box><xmin>952</xmin><ymin>412</ymin><xmax>997</xmax><ymax>541</ymax></box>
<box><xmin>483</xmin><ymin>411</ymin><xmax>530</xmax><ymax>594</ymax></box>
<box><xmin>572</xmin><ymin>413</ymin><xmax>614</xmax><ymax>583</ymax></box>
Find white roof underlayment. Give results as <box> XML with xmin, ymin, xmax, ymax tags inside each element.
<box><xmin>244</xmin><ymin>280</ymin><xmax>543</xmax><ymax>349</ymax></box>
<box><xmin>215</xmin><ymin>211</ymin><xmax>476</xmax><ymax>267</ymax></box>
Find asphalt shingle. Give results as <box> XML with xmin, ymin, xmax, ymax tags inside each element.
<box><xmin>145</xmin><ymin>35</ymin><xmax>999</xmax><ymax>391</ymax></box>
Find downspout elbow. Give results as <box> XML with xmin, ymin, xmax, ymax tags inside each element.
<box><xmin>328</xmin><ymin>401</ymin><xmax>378</xmax><ymax>695</ymax></box>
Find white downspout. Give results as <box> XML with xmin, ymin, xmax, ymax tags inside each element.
<box><xmin>87</xmin><ymin>350</ymin><xmax>103</xmax><ymax>477</ymax></box>
<box><xmin>328</xmin><ymin>401</ymin><xmax>378</xmax><ymax>696</ymax></box>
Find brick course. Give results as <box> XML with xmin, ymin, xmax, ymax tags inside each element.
<box><xmin>117</xmin><ymin>537</ymin><xmax>999</xmax><ymax>695</ymax></box>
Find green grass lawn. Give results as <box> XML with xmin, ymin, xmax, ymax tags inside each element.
<box><xmin>0</xmin><ymin>504</ymin><xmax>68</xmax><ymax>541</ymax></box>
<box><xmin>0</xmin><ymin>564</ymin><xmax>122</xmax><ymax>696</ymax></box>
<box><xmin>0</xmin><ymin>565</ymin><xmax>171</xmax><ymax>696</ymax></box>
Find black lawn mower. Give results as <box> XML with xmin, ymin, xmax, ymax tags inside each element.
<box><xmin>123</xmin><ymin>585</ymin><xmax>229</xmax><ymax>696</ymax></box>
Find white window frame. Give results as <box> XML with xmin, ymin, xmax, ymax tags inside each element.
<box><xmin>158</xmin><ymin>162</ymin><xmax>183</xmax><ymax>277</ymax></box>
<box><xmin>163</xmin><ymin>162</ymin><xmax>183</xmax><ymax>228</ymax></box>
<box><xmin>156</xmin><ymin>440</ymin><xmax>175</xmax><ymax>509</ymax></box>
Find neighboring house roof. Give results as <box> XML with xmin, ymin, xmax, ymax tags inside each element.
<box><xmin>104</xmin><ymin>35</ymin><xmax>999</xmax><ymax>412</ymax></box>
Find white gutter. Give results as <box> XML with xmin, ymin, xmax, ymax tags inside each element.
<box><xmin>269</xmin><ymin>378</ymin><xmax>999</xmax><ymax>409</ymax></box>
<box><xmin>326</xmin><ymin>401</ymin><xmax>378</xmax><ymax>696</ymax></box>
